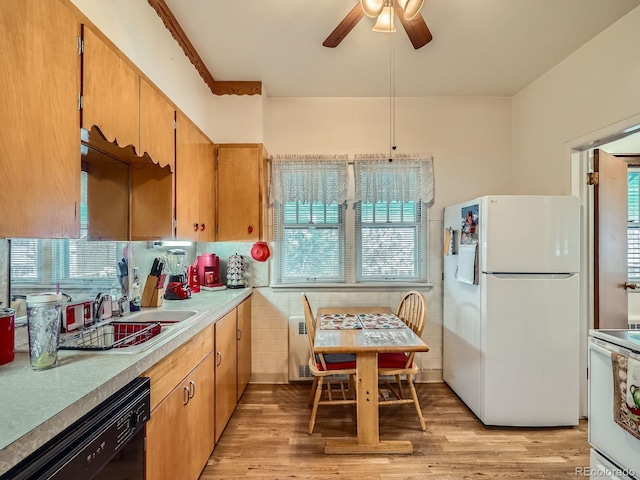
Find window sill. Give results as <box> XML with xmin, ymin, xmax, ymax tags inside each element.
<box><xmin>269</xmin><ymin>282</ymin><xmax>433</xmax><ymax>292</ymax></box>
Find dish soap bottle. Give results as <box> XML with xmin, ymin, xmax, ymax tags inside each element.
<box><xmin>130</xmin><ymin>267</ymin><xmax>141</xmax><ymax>312</ymax></box>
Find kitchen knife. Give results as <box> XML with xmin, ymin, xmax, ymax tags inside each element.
<box><xmin>151</xmin><ymin>258</ymin><xmax>160</xmax><ymax>276</ymax></box>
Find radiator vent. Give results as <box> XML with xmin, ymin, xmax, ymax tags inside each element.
<box><xmin>298</xmin><ymin>364</ymin><xmax>311</xmax><ymax>379</ymax></box>
<box><xmin>289</xmin><ymin>315</ymin><xmax>313</xmax><ymax>382</ymax></box>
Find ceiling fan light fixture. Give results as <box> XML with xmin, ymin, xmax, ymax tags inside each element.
<box><xmin>360</xmin><ymin>0</ymin><xmax>385</xmax><ymax>18</ymax></box>
<box><xmin>372</xmin><ymin>6</ymin><xmax>396</xmax><ymax>32</ymax></box>
<box><xmin>397</xmin><ymin>0</ymin><xmax>424</xmax><ymax>20</ymax></box>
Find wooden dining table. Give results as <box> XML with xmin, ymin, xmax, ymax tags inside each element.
<box><xmin>314</xmin><ymin>307</ymin><xmax>429</xmax><ymax>454</ymax></box>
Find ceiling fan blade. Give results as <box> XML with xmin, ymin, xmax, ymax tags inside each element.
<box><xmin>323</xmin><ymin>3</ymin><xmax>365</xmax><ymax>48</ymax></box>
<box><xmin>393</xmin><ymin>4</ymin><xmax>432</xmax><ymax>49</ymax></box>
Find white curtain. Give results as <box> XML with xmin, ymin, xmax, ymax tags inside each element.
<box><xmin>269</xmin><ymin>155</ymin><xmax>349</xmax><ymax>205</ymax></box>
<box><xmin>354</xmin><ymin>155</ymin><xmax>435</xmax><ymax>207</ymax></box>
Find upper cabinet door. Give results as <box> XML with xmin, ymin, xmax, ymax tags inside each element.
<box><xmin>0</xmin><ymin>0</ymin><xmax>81</xmax><ymax>238</ymax></box>
<box><xmin>175</xmin><ymin>112</ymin><xmax>201</xmax><ymax>241</ymax></box>
<box><xmin>140</xmin><ymin>78</ymin><xmax>175</xmax><ymax>170</ymax></box>
<box><xmin>82</xmin><ymin>25</ymin><xmax>139</xmax><ymax>151</ymax></box>
<box><xmin>217</xmin><ymin>144</ymin><xmax>268</xmax><ymax>241</ymax></box>
<box><xmin>199</xmin><ymin>141</ymin><xmax>216</xmax><ymax>242</ymax></box>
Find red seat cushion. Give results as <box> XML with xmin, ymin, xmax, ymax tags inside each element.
<box><xmin>315</xmin><ymin>353</ymin><xmax>356</xmax><ymax>371</ymax></box>
<box><xmin>378</xmin><ymin>352</ymin><xmax>411</xmax><ymax>369</ymax></box>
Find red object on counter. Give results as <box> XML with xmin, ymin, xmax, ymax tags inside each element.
<box><xmin>197</xmin><ymin>253</ymin><xmax>223</xmax><ymax>287</ymax></box>
<box><xmin>188</xmin><ymin>263</ymin><xmax>200</xmax><ymax>293</ymax></box>
<box><xmin>0</xmin><ymin>308</ymin><xmax>15</xmax><ymax>365</ymax></box>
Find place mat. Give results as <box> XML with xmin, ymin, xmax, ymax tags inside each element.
<box><xmin>320</xmin><ymin>314</ymin><xmax>362</xmax><ymax>330</ymax></box>
<box><xmin>359</xmin><ymin>313</ymin><xmax>406</xmax><ymax>329</ymax></box>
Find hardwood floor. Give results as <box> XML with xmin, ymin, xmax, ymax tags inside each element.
<box><xmin>200</xmin><ymin>383</ymin><xmax>590</xmax><ymax>479</ymax></box>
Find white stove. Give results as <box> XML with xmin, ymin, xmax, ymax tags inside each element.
<box><xmin>588</xmin><ymin>329</ymin><xmax>640</xmax><ymax>480</ymax></box>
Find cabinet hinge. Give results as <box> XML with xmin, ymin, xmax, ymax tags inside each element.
<box><xmin>77</xmin><ymin>93</ymin><xmax>83</xmax><ymax>111</ymax></box>
<box><xmin>77</xmin><ymin>36</ymin><xmax>83</xmax><ymax>55</ymax></box>
<box><xmin>174</xmin><ymin>119</ymin><xmax>177</xmax><ymax>130</ymax></box>
<box><xmin>587</xmin><ymin>172</ymin><xmax>599</xmax><ymax>186</ymax></box>
<box><xmin>173</xmin><ymin>218</ymin><xmax>177</xmax><ymax>230</ymax></box>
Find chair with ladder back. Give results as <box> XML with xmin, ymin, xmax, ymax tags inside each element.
<box><xmin>301</xmin><ymin>292</ymin><xmax>357</xmax><ymax>434</ymax></box>
<box><xmin>378</xmin><ymin>290</ymin><xmax>429</xmax><ymax>431</ymax></box>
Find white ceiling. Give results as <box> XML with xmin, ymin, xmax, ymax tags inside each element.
<box><xmin>163</xmin><ymin>0</ymin><xmax>640</xmax><ymax>98</ymax></box>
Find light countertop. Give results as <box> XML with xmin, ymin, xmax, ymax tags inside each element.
<box><xmin>0</xmin><ymin>287</ymin><xmax>252</xmax><ymax>476</ymax></box>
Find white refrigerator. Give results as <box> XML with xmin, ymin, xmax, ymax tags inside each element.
<box><xmin>443</xmin><ymin>195</ymin><xmax>580</xmax><ymax>426</ymax></box>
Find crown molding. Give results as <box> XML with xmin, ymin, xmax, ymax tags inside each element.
<box><xmin>147</xmin><ymin>0</ymin><xmax>261</xmax><ymax>96</ymax></box>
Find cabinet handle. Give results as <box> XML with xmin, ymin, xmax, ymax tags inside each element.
<box><xmin>247</xmin><ymin>225</ymin><xmax>253</xmax><ymax>234</ymax></box>
<box><xmin>216</xmin><ymin>351</ymin><xmax>222</xmax><ymax>366</ymax></box>
<box><xmin>200</xmin><ymin>223</ymin><xmax>206</xmax><ymax>231</ymax></box>
<box><xmin>194</xmin><ymin>223</ymin><xmax>199</xmax><ymax>232</ymax></box>
<box><xmin>183</xmin><ymin>385</ymin><xmax>190</xmax><ymax>406</ymax></box>
<box><xmin>189</xmin><ymin>380</ymin><xmax>196</xmax><ymax>399</ymax></box>
<box><xmin>237</xmin><ymin>328</ymin><xmax>242</xmax><ymax>341</ymax></box>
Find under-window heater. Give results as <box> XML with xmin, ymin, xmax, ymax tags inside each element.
<box><xmin>288</xmin><ymin>316</ymin><xmax>313</xmax><ymax>382</ymax></box>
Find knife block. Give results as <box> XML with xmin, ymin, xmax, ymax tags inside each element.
<box><xmin>141</xmin><ymin>275</ymin><xmax>164</xmax><ymax>307</ymax></box>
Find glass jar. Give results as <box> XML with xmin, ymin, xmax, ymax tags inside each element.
<box><xmin>26</xmin><ymin>293</ymin><xmax>62</xmax><ymax>370</ymax></box>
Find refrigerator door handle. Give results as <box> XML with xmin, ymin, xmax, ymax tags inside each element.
<box><xmin>483</xmin><ymin>273</ymin><xmax>576</xmax><ymax>279</ymax></box>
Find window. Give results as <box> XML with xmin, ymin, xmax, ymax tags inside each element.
<box><xmin>356</xmin><ymin>201</ymin><xmax>427</xmax><ymax>281</ymax></box>
<box><xmin>271</xmin><ymin>156</ymin><xmax>434</xmax><ymax>286</ymax></box>
<box><xmin>11</xmin><ymin>172</ymin><xmax>120</xmax><ymax>295</ymax></box>
<box><xmin>629</xmin><ymin>168</ymin><xmax>640</xmax><ymax>281</ymax></box>
<box><xmin>271</xmin><ymin>158</ymin><xmax>348</xmax><ymax>284</ymax></box>
<box><xmin>276</xmin><ymin>201</ymin><xmax>346</xmax><ymax>283</ymax></box>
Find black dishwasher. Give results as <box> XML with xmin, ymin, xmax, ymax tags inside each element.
<box><xmin>1</xmin><ymin>377</ymin><xmax>150</xmax><ymax>480</ymax></box>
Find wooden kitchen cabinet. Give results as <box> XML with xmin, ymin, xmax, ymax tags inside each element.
<box><xmin>216</xmin><ymin>144</ymin><xmax>269</xmax><ymax>241</ymax></box>
<box><xmin>215</xmin><ymin>309</ymin><xmax>238</xmax><ymax>443</ymax></box>
<box><xmin>176</xmin><ymin>112</ymin><xmax>216</xmax><ymax>242</ymax></box>
<box><xmin>81</xmin><ymin>25</ymin><xmax>140</xmax><ymax>151</ymax></box>
<box><xmin>237</xmin><ymin>297</ymin><xmax>252</xmax><ymax>401</ymax></box>
<box><xmin>144</xmin><ymin>326</ymin><xmax>215</xmax><ymax>480</ymax></box>
<box><xmin>0</xmin><ymin>0</ymin><xmax>81</xmax><ymax>238</ymax></box>
<box><xmin>139</xmin><ymin>78</ymin><xmax>175</xmax><ymax>171</ymax></box>
<box><xmin>145</xmin><ymin>354</ymin><xmax>214</xmax><ymax>480</ymax></box>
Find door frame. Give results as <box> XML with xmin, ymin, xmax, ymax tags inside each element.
<box><xmin>566</xmin><ymin>113</ymin><xmax>640</xmax><ymax>418</ymax></box>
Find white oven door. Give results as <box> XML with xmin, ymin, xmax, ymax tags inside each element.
<box><xmin>589</xmin><ymin>338</ymin><xmax>640</xmax><ymax>479</ymax></box>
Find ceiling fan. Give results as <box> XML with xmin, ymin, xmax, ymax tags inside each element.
<box><xmin>323</xmin><ymin>0</ymin><xmax>433</xmax><ymax>50</ymax></box>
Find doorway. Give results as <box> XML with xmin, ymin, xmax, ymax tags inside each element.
<box><xmin>569</xmin><ymin>117</ymin><xmax>640</xmax><ymax>417</ymax></box>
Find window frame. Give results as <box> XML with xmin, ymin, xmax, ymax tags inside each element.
<box><xmin>271</xmin><ymin>163</ymin><xmax>432</xmax><ymax>289</ymax></box>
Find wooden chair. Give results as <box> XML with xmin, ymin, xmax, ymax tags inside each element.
<box><xmin>378</xmin><ymin>290</ymin><xmax>428</xmax><ymax>431</ymax></box>
<box><xmin>301</xmin><ymin>293</ymin><xmax>357</xmax><ymax>434</ymax></box>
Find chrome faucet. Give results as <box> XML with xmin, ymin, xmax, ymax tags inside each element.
<box><xmin>93</xmin><ymin>293</ymin><xmax>109</xmax><ymax>323</ymax></box>
<box><xmin>117</xmin><ymin>295</ymin><xmax>129</xmax><ymax>317</ymax></box>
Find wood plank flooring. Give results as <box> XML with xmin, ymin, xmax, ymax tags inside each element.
<box><xmin>199</xmin><ymin>383</ymin><xmax>590</xmax><ymax>479</ymax></box>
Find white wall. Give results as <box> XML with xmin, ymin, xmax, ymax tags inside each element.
<box><xmin>256</xmin><ymin>96</ymin><xmax>514</xmax><ymax>383</ymax></box>
<box><xmin>266</xmin><ymin>96</ymin><xmax>514</xmax><ymax>209</ymax></box>
<box><xmin>512</xmin><ymin>6</ymin><xmax>640</xmax><ymax>195</ymax></box>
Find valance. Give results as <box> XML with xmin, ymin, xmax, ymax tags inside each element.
<box><xmin>354</xmin><ymin>155</ymin><xmax>435</xmax><ymax>207</ymax></box>
<box><xmin>269</xmin><ymin>155</ymin><xmax>349</xmax><ymax>205</ymax></box>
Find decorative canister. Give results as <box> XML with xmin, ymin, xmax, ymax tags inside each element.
<box><xmin>26</xmin><ymin>293</ymin><xmax>62</xmax><ymax>370</ymax></box>
<box><xmin>226</xmin><ymin>254</ymin><xmax>246</xmax><ymax>289</ymax></box>
<box><xmin>0</xmin><ymin>308</ymin><xmax>16</xmax><ymax>366</ymax></box>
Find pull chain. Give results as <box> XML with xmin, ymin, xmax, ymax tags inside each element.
<box><xmin>389</xmin><ymin>3</ymin><xmax>396</xmax><ymax>162</ymax></box>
